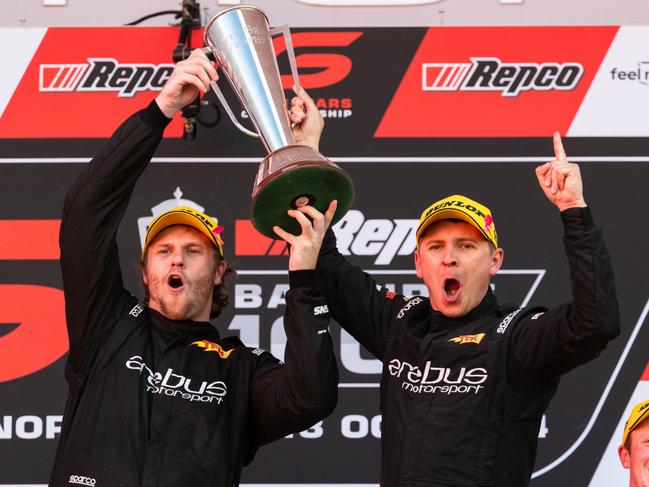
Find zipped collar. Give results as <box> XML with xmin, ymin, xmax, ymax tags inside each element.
<box><xmin>148</xmin><ymin>308</ymin><xmax>220</xmax><ymax>341</ymax></box>
<box><xmin>429</xmin><ymin>288</ymin><xmax>500</xmax><ymax>331</ymax></box>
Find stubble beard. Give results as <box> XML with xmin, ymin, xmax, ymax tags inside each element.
<box><xmin>146</xmin><ymin>272</ymin><xmax>215</xmax><ymax>321</ymax></box>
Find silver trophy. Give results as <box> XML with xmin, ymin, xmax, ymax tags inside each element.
<box><xmin>203</xmin><ymin>5</ymin><xmax>354</xmax><ymax>238</ymax></box>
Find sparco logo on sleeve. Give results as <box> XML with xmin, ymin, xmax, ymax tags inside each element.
<box><xmin>397</xmin><ymin>297</ymin><xmax>424</xmax><ymax>319</ymax></box>
<box><xmin>388</xmin><ymin>359</ymin><xmax>487</xmax><ymax>395</ymax></box>
<box><xmin>129</xmin><ymin>304</ymin><xmax>144</xmax><ymax>317</ymax></box>
<box><xmin>497</xmin><ymin>308</ymin><xmax>522</xmax><ymax>334</ymax></box>
<box><xmin>69</xmin><ymin>475</ymin><xmax>96</xmax><ymax>486</ymax></box>
<box><xmin>125</xmin><ymin>356</ymin><xmax>227</xmax><ymax>404</ymax></box>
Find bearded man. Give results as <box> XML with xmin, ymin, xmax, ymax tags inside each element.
<box><xmin>49</xmin><ymin>49</ymin><xmax>337</xmax><ymax>487</ymax></box>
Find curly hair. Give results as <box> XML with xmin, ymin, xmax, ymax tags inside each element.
<box><xmin>140</xmin><ymin>250</ymin><xmax>238</xmax><ymax>320</ymax></box>
<box><xmin>209</xmin><ymin>260</ymin><xmax>237</xmax><ymax>319</ymax></box>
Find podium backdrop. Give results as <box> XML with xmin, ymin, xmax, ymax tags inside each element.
<box><xmin>1</xmin><ymin>26</ymin><xmax>648</xmax><ymax>486</ymax></box>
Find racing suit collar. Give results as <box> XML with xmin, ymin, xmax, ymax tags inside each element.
<box><xmin>149</xmin><ymin>307</ymin><xmax>220</xmax><ymax>341</ymax></box>
<box><xmin>430</xmin><ymin>287</ymin><xmax>499</xmax><ymax>330</ymax></box>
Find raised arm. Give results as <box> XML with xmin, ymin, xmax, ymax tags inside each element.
<box><xmin>275</xmin><ymin>199</ymin><xmax>399</xmax><ymax>367</ymax></box>
<box><xmin>510</xmin><ymin>133</ymin><xmax>620</xmax><ymax>380</ymax></box>
<box><xmin>251</xmin><ymin>206</ymin><xmax>339</xmax><ymax>444</ymax></box>
<box><xmin>60</xmin><ymin>50</ymin><xmax>217</xmax><ymax>372</ymax></box>
<box><xmin>249</xmin><ymin>271</ymin><xmax>338</xmax><ymax>445</ymax></box>
<box><xmin>534</xmin><ymin>132</ymin><xmax>587</xmax><ymax>212</ymax></box>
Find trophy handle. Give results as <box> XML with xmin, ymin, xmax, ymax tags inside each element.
<box><xmin>268</xmin><ymin>25</ymin><xmax>301</xmax><ymax>93</ymax></box>
<box><xmin>201</xmin><ymin>47</ymin><xmax>261</xmax><ymax>139</ymax></box>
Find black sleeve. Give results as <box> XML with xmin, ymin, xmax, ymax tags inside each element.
<box><xmin>510</xmin><ymin>207</ymin><xmax>620</xmax><ymax>380</ymax></box>
<box><xmin>59</xmin><ymin>100</ymin><xmax>171</xmax><ymax>373</ymax></box>
<box><xmin>314</xmin><ymin>229</ymin><xmax>401</xmax><ymax>360</ymax></box>
<box><xmin>250</xmin><ymin>270</ymin><xmax>338</xmax><ymax>445</ymax></box>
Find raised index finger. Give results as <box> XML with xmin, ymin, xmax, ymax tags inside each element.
<box><xmin>553</xmin><ymin>131</ymin><xmax>567</xmax><ymax>161</ymax></box>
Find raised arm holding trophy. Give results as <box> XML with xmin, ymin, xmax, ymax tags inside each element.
<box><xmin>48</xmin><ymin>6</ymin><xmax>342</xmax><ymax>486</ymax></box>
<box><xmin>202</xmin><ymin>5</ymin><xmax>354</xmax><ymax>238</ymax></box>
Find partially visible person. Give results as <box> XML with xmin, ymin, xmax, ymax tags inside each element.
<box><xmin>49</xmin><ymin>49</ymin><xmax>337</xmax><ymax>487</ymax></box>
<box><xmin>619</xmin><ymin>399</ymin><xmax>649</xmax><ymax>487</ymax></box>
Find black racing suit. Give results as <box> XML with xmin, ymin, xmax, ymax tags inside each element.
<box><xmin>316</xmin><ymin>208</ymin><xmax>619</xmax><ymax>486</ymax></box>
<box><xmin>49</xmin><ymin>101</ymin><xmax>338</xmax><ymax>487</ymax></box>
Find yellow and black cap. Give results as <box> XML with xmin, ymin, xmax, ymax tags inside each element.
<box><xmin>623</xmin><ymin>399</ymin><xmax>649</xmax><ymax>445</ymax></box>
<box><xmin>416</xmin><ymin>195</ymin><xmax>498</xmax><ymax>249</ymax></box>
<box><xmin>142</xmin><ymin>205</ymin><xmax>224</xmax><ymax>259</ymax></box>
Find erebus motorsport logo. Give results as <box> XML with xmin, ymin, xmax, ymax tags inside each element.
<box><xmin>126</xmin><ymin>355</ymin><xmax>227</xmax><ymax>404</ymax></box>
<box><xmin>388</xmin><ymin>358</ymin><xmax>487</xmax><ymax>395</ymax></box>
<box><xmin>39</xmin><ymin>58</ymin><xmax>174</xmax><ymax>97</ymax></box>
<box><xmin>422</xmin><ymin>57</ymin><xmax>584</xmax><ymax>96</ymax></box>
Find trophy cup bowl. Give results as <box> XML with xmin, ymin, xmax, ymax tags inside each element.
<box><xmin>203</xmin><ymin>5</ymin><xmax>354</xmax><ymax>238</ymax></box>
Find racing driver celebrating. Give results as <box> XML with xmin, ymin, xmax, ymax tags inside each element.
<box><xmin>49</xmin><ymin>49</ymin><xmax>337</xmax><ymax>486</ymax></box>
<box><xmin>277</xmin><ymin>93</ymin><xmax>621</xmax><ymax>487</ymax></box>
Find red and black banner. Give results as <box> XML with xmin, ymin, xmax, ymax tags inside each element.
<box><xmin>1</xmin><ymin>26</ymin><xmax>648</xmax><ymax>486</ymax></box>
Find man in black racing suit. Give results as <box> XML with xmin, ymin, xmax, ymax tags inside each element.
<box><xmin>49</xmin><ymin>49</ymin><xmax>337</xmax><ymax>487</ymax></box>
<box><xmin>276</xmin><ymin>96</ymin><xmax>621</xmax><ymax>486</ymax></box>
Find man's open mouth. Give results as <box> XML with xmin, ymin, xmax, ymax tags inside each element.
<box><xmin>444</xmin><ymin>278</ymin><xmax>461</xmax><ymax>298</ymax></box>
<box><xmin>168</xmin><ymin>275</ymin><xmax>184</xmax><ymax>289</ymax></box>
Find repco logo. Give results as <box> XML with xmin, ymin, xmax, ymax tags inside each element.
<box><xmin>39</xmin><ymin>58</ymin><xmax>174</xmax><ymax>97</ymax></box>
<box><xmin>423</xmin><ymin>57</ymin><xmax>584</xmax><ymax>97</ymax></box>
<box><xmin>335</xmin><ymin>211</ymin><xmax>418</xmax><ymax>265</ymax></box>
<box><xmin>235</xmin><ymin>210</ymin><xmax>418</xmax><ymax>265</ymax></box>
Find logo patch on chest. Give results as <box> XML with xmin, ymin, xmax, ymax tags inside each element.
<box><xmin>448</xmin><ymin>333</ymin><xmax>486</xmax><ymax>345</ymax></box>
<box><xmin>190</xmin><ymin>340</ymin><xmax>235</xmax><ymax>359</ymax></box>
